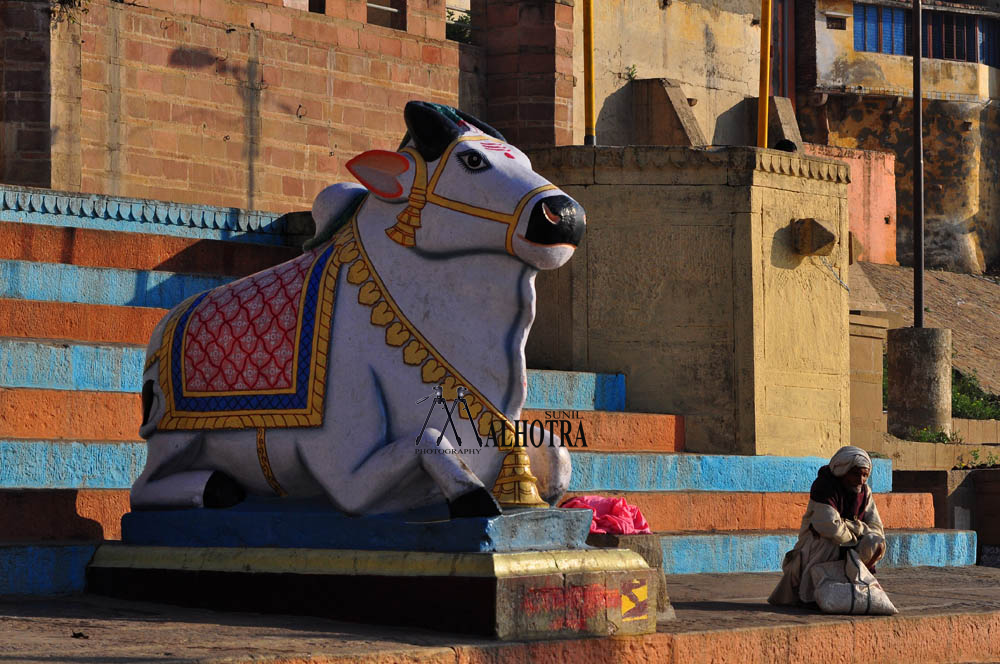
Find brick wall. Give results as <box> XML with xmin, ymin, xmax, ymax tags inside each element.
<box><xmin>3</xmin><ymin>0</ymin><xmax>470</xmax><ymax>212</ymax></box>
<box><xmin>484</xmin><ymin>0</ymin><xmax>573</xmax><ymax>148</ymax></box>
<box><xmin>1</xmin><ymin>2</ymin><xmax>51</xmax><ymax>188</ymax></box>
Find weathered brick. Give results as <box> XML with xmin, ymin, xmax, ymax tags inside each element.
<box><xmin>282</xmin><ymin>175</ymin><xmax>304</xmax><ymax>197</ymax></box>
<box><xmin>380</xmin><ymin>36</ymin><xmax>402</xmax><ymax>58</ymax></box>
<box><xmin>368</xmin><ymin>59</ymin><xmax>389</xmax><ymax>81</ymax></box>
<box><xmin>336</xmin><ymin>25</ymin><xmax>359</xmax><ymax>49</ymax></box>
<box><xmin>346</xmin><ymin>0</ymin><xmax>366</xmax><ymax>22</ymax></box>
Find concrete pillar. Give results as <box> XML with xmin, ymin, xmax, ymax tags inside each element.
<box><xmin>887</xmin><ymin>328</ymin><xmax>952</xmax><ymax>438</ymax></box>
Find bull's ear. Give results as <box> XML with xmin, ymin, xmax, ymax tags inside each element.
<box><xmin>345</xmin><ymin>150</ymin><xmax>411</xmax><ymax>202</ymax></box>
<box><xmin>404</xmin><ymin>101</ymin><xmax>461</xmax><ymax>162</ymax></box>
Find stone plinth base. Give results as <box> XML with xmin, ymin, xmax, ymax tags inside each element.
<box><xmin>122</xmin><ymin>501</ymin><xmax>592</xmax><ymax>553</ymax></box>
<box><xmin>86</xmin><ymin>545</ymin><xmax>657</xmax><ymax>640</ymax></box>
<box><xmin>587</xmin><ymin>532</ymin><xmax>675</xmax><ymax>621</ymax></box>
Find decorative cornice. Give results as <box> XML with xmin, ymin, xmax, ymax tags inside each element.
<box><xmin>0</xmin><ymin>184</ymin><xmax>309</xmax><ymax>237</ymax></box>
<box><xmin>528</xmin><ymin>146</ymin><xmax>851</xmax><ymax>186</ymax></box>
<box><xmin>754</xmin><ymin>151</ymin><xmax>851</xmax><ymax>184</ymax></box>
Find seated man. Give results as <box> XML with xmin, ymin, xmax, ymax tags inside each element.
<box><xmin>768</xmin><ymin>446</ymin><xmax>886</xmax><ymax>606</ymax></box>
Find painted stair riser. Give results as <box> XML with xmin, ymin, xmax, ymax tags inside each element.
<box><xmin>0</xmin><ymin>390</ymin><xmax>141</xmax><ymax>441</ymax></box>
<box><xmin>561</xmin><ymin>491</ymin><xmax>934</xmax><ymax>531</ymax></box>
<box><xmin>0</xmin><ymin>530</ymin><xmax>976</xmax><ymax>596</ymax></box>
<box><xmin>0</xmin><ymin>222</ymin><xmax>299</xmax><ymax>275</ymax></box>
<box><xmin>660</xmin><ymin>530</ymin><xmax>978</xmax><ymax>575</ymax></box>
<box><xmin>0</xmin><ymin>260</ymin><xmax>232</xmax><ymax>309</ymax></box>
<box><xmin>0</xmin><ymin>353</ymin><xmax>625</xmax><ymax>410</ymax></box>
<box><xmin>0</xmin><ymin>544</ymin><xmax>97</xmax><ymax>595</ymax></box>
<box><xmin>0</xmin><ymin>184</ymin><xmax>307</xmax><ymax>245</ymax></box>
<box><xmin>0</xmin><ymin>489</ymin><xmax>934</xmax><ymax>541</ymax></box>
<box><xmin>0</xmin><ymin>441</ymin><xmax>891</xmax><ymax>494</ymax></box>
<box><xmin>570</xmin><ymin>453</ymin><xmax>893</xmax><ymax>493</ymax></box>
<box><xmin>521</xmin><ymin>409</ymin><xmax>684</xmax><ymax>453</ymax></box>
<box><xmin>0</xmin><ymin>489</ymin><xmax>127</xmax><ymax>540</ymax></box>
<box><xmin>0</xmin><ymin>299</ymin><xmax>167</xmax><ymax>345</ymax></box>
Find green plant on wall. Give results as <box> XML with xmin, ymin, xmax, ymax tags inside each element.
<box><xmin>50</xmin><ymin>0</ymin><xmax>88</xmax><ymax>23</ymax></box>
<box><xmin>954</xmin><ymin>448</ymin><xmax>1000</xmax><ymax>470</ymax></box>
<box><xmin>952</xmin><ymin>369</ymin><xmax>1000</xmax><ymax>420</ymax></box>
<box><xmin>906</xmin><ymin>426</ymin><xmax>964</xmax><ymax>444</ymax></box>
<box><xmin>446</xmin><ymin>8</ymin><xmax>473</xmax><ymax>44</ymax></box>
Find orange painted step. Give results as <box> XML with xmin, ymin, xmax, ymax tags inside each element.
<box><xmin>4</xmin><ymin>390</ymin><xmax>683</xmax><ymax>447</ymax></box>
<box><xmin>0</xmin><ymin>487</ymin><xmax>934</xmax><ymax>542</ymax></box>
<box><xmin>0</xmin><ymin>389</ymin><xmax>142</xmax><ymax>441</ymax></box>
<box><xmin>521</xmin><ymin>409</ymin><xmax>684</xmax><ymax>452</ymax></box>
<box><xmin>0</xmin><ymin>299</ymin><xmax>167</xmax><ymax>345</ymax></box>
<box><xmin>561</xmin><ymin>491</ymin><xmax>935</xmax><ymax>531</ymax></box>
<box><xmin>0</xmin><ymin>221</ymin><xmax>299</xmax><ymax>275</ymax></box>
<box><xmin>0</xmin><ymin>489</ymin><xmax>128</xmax><ymax>541</ymax></box>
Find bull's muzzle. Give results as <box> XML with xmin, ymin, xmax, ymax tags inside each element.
<box><xmin>525</xmin><ymin>195</ymin><xmax>585</xmax><ymax>248</ymax></box>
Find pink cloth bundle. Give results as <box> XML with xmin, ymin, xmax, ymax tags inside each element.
<box><xmin>560</xmin><ymin>495</ymin><xmax>652</xmax><ymax>535</ymax></box>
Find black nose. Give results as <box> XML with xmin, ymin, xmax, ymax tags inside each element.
<box><xmin>525</xmin><ymin>195</ymin><xmax>586</xmax><ymax>247</ymax></box>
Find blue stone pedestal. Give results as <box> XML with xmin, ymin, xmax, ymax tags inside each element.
<box><xmin>120</xmin><ymin>499</ymin><xmax>593</xmax><ymax>552</ymax></box>
<box><xmin>88</xmin><ymin>504</ymin><xmax>657</xmax><ymax>639</ymax></box>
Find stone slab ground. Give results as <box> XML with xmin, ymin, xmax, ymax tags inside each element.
<box><xmin>3</xmin><ymin>566</ymin><xmax>1000</xmax><ymax>663</ymax></box>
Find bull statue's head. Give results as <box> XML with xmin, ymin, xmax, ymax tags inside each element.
<box><xmin>344</xmin><ymin>101</ymin><xmax>585</xmax><ymax>270</ymax></box>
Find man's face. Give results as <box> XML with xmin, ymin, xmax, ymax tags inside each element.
<box><xmin>841</xmin><ymin>465</ymin><xmax>870</xmax><ymax>493</ymax></box>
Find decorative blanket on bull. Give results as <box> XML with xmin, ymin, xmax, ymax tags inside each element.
<box><xmin>152</xmin><ymin>227</ymin><xmax>351</xmax><ymax>430</ymax></box>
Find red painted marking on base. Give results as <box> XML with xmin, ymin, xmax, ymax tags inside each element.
<box><xmin>521</xmin><ymin>584</ymin><xmax>618</xmax><ymax>631</ymax></box>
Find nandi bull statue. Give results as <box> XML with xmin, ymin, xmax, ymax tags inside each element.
<box><xmin>131</xmin><ymin>101</ymin><xmax>585</xmax><ymax>519</ymax></box>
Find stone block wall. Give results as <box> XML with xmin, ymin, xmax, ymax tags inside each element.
<box><xmin>526</xmin><ymin>146</ymin><xmax>851</xmax><ymax>458</ymax></box>
<box><xmin>849</xmin><ymin>313</ymin><xmax>887</xmax><ymax>450</ymax></box>
<box><xmin>2</xmin><ymin>0</ymin><xmax>471</xmax><ymax>212</ymax></box>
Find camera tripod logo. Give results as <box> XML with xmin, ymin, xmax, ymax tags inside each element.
<box><xmin>415</xmin><ymin>385</ymin><xmax>588</xmax><ymax>449</ymax></box>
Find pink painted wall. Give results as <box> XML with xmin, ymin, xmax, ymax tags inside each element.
<box><xmin>804</xmin><ymin>144</ymin><xmax>897</xmax><ymax>265</ymax></box>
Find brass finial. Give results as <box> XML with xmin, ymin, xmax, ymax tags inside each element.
<box><xmin>490</xmin><ymin>427</ymin><xmax>548</xmax><ymax>508</ymax></box>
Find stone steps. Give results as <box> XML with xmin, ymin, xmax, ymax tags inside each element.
<box><xmin>0</xmin><ymin>527</ymin><xmax>976</xmax><ymax>595</ymax></box>
<box><xmin>0</xmin><ymin>185</ymin><xmax>975</xmax><ymax>595</ymax></box>
<box><xmin>657</xmin><ymin>529</ymin><xmax>978</xmax><ymax>574</ymax></box>
<box><xmin>0</xmin><ymin>489</ymin><xmax>934</xmax><ymax>543</ymax></box>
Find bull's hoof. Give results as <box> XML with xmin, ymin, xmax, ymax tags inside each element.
<box><xmin>448</xmin><ymin>487</ymin><xmax>502</xmax><ymax>519</ymax></box>
<box><xmin>203</xmin><ymin>471</ymin><xmax>246</xmax><ymax>509</ymax></box>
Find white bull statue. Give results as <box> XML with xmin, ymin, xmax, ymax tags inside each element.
<box><xmin>132</xmin><ymin>101</ymin><xmax>586</xmax><ymax>519</ymax></box>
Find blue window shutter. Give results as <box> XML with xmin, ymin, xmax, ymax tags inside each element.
<box><xmin>866</xmin><ymin>6</ymin><xmax>879</xmax><ymax>52</ymax></box>
<box><xmin>854</xmin><ymin>4</ymin><xmax>866</xmax><ymax>51</ymax></box>
<box><xmin>881</xmin><ymin>8</ymin><xmax>892</xmax><ymax>53</ymax></box>
<box><xmin>893</xmin><ymin>9</ymin><xmax>906</xmax><ymax>54</ymax></box>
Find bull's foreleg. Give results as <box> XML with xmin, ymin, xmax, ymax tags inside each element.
<box><xmin>130</xmin><ymin>431</ymin><xmax>245</xmax><ymax>510</ymax></box>
<box><xmin>299</xmin><ymin>428</ymin><xmax>500</xmax><ymax>518</ymax></box>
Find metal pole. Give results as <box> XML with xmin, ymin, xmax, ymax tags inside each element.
<box><xmin>913</xmin><ymin>0</ymin><xmax>925</xmax><ymax>328</ymax></box>
<box><xmin>583</xmin><ymin>0</ymin><xmax>596</xmax><ymax>146</ymax></box>
<box><xmin>757</xmin><ymin>0</ymin><xmax>773</xmax><ymax>147</ymax></box>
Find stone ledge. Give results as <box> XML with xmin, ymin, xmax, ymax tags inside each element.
<box><xmin>0</xmin><ymin>184</ymin><xmax>312</xmax><ymax>241</ymax></box>
<box><xmin>528</xmin><ymin>146</ymin><xmax>851</xmax><ymax>186</ymax></box>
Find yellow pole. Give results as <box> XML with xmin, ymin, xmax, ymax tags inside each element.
<box><xmin>757</xmin><ymin>0</ymin><xmax>773</xmax><ymax>148</ymax></box>
<box><xmin>583</xmin><ymin>0</ymin><xmax>596</xmax><ymax>145</ymax></box>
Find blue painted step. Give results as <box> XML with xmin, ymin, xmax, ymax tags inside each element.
<box><xmin>569</xmin><ymin>452</ymin><xmax>893</xmax><ymax>493</ymax></box>
<box><xmin>0</xmin><ymin>340</ymin><xmax>625</xmax><ymax>411</ymax></box>
<box><xmin>0</xmin><ymin>184</ymin><xmax>305</xmax><ymax>245</ymax></box>
<box><xmin>0</xmin><ymin>544</ymin><xmax>97</xmax><ymax>595</ymax></box>
<box><xmin>0</xmin><ymin>260</ymin><xmax>231</xmax><ymax>309</ymax></box>
<box><xmin>0</xmin><ymin>530</ymin><xmax>976</xmax><ymax>596</ymax></box>
<box><xmin>1</xmin><ymin>442</ymin><xmax>890</xmax><ymax>493</ymax></box>
<box><xmin>658</xmin><ymin>530</ymin><xmax>977</xmax><ymax>575</ymax></box>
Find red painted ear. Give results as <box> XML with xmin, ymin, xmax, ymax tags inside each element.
<box><xmin>346</xmin><ymin>150</ymin><xmax>411</xmax><ymax>201</ymax></box>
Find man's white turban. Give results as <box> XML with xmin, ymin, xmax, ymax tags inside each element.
<box><xmin>829</xmin><ymin>446</ymin><xmax>872</xmax><ymax>477</ymax></box>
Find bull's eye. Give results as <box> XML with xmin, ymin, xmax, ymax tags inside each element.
<box><xmin>456</xmin><ymin>150</ymin><xmax>491</xmax><ymax>173</ymax></box>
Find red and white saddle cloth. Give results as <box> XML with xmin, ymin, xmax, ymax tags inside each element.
<box><xmin>152</xmin><ymin>237</ymin><xmax>343</xmax><ymax>431</ymax></box>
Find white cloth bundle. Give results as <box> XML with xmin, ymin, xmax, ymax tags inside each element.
<box><xmin>808</xmin><ymin>549</ymin><xmax>898</xmax><ymax>615</ymax></box>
